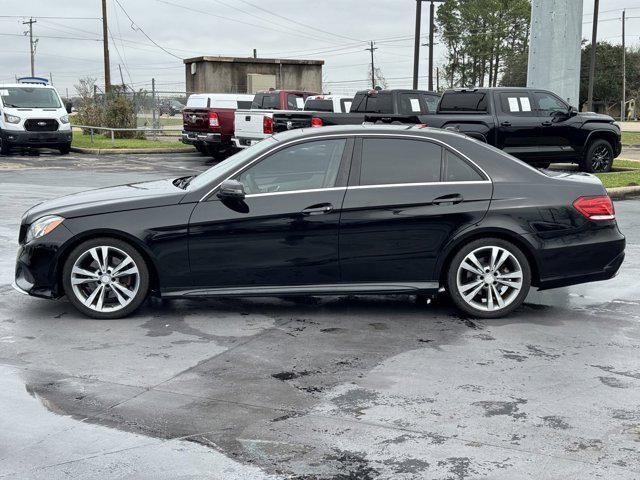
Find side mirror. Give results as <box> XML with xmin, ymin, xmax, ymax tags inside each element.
<box><xmin>217</xmin><ymin>179</ymin><xmax>245</xmax><ymax>200</ymax></box>
<box><xmin>569</xmin><ymin>106</ymin><xmax>578</xmax><ymax>117</ymax></box>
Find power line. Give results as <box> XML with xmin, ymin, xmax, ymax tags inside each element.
<box><xmin>236</xmin><ymin>0</ymin><xmax>365</xmax><ymax>43</ymax></box>
<box><xmin>113</xmin><ymin>0</ymin><xmax>182</xmax><ymax>60</ymax></box>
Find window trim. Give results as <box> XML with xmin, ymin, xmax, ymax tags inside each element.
<box><xmin>198</xmin><ymin>133</ymin><xmax>490</xmax><ymax>202</ymax></box>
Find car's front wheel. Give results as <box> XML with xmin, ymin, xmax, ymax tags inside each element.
<box><xmin>62</xmin><ymin>238</ymin><xmax>150</xmax><ymax>319</ymax></box>
<box><xmin>446</xmin><ymin>238</ymin><xmax>531</xmax><ymax>318</ymax></box>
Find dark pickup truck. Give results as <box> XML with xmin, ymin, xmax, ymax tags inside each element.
<box><xmin>274</xmin><ymin>87</ymin><xmax>622</xmax><ymax>172</ymax></box>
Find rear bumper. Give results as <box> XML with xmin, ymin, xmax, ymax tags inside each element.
<box><xmin>531</xmin><ymin>224</ymin><xmax>626</xmax><ymax>290</ymax></box>
<box><xmin>181</xmin><ymin>130</ymin><xmax>221</xmax><ymax>145</ymax></box>
<box><xmin>1</xmin><ymin>128</ymin><xmax>72</xmax><ymax>148</ymax></box>
<box><xmin>232</xmin><ymin>136</ymin><xmax>266</xmax><ymax>149</ymax></box>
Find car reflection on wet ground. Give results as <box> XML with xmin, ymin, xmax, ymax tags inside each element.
<box><xmin>1</xmin><ymin>151</ymin><xmax>639</xmax><ymax>479</ymax></box>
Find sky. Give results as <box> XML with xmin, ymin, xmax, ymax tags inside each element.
<box><xmin>0</xmin><ymin>0</ymin><xmax>638</xmax><ymax>97</ymax></box>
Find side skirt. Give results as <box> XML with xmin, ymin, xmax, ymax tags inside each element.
<box><xmin>162</xmin><ymin>282</ymin><xmax>440</xmax><ymax>298</ymax></box>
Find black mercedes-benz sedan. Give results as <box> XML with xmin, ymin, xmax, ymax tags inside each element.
<box><xmin>13</xmin><ymin>125</ymin><xmax>625</xmax><ymax>319</ymax></box>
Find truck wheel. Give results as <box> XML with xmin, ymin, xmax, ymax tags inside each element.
<box><xmin>582</xmin><ymin>139</ymin><xmax>613</xmax><ymax>173</ymax></box>
<box><xmin>446</xmin><ymin>238</ymin><xmax>531</xmax><ymax>319</ymax></box>
<box><xmin>59</xmin><ymin>143</ymin><xmax>71</xmax><ymax>155</ymax></box>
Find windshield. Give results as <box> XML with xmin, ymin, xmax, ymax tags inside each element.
<box><xmin>0</xmin><ymin>87</ymin><xmax>61</xmax><ymax>108</ymax></box>
<box><xmin>186</xmin><ymin>138</ymin><xmax>278</xmax><ymax>190</ymax></box>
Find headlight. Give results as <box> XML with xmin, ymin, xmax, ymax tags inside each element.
<box><xmin>60</xmin><ymin>115</ymin><xmax>69</xmax><ymax>124</ymax></box>
<box><xmin>25</xmin><ymin>215</ymin><xmax>64</xmax><ymax>243</ymax></box>
<box><xmin>4</xmin><ymin>113</ymin><xmax>20</xmax><ymax>124</ymax></box>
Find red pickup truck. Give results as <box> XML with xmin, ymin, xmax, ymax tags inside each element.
<box><xmin>181</xmin><ymin>93</ymin><xmax>254</xmax><ymax>158</ymax></box>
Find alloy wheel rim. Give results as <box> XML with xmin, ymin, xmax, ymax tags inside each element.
<box><xmin>456</xmin><ymin>246</ymin><xmax>523</xmax><ymax>312</ymax></box>
<box><xmin>70</xmin><ymin>246</ymin><xmax>140</xmax><ymax>313</ymax></box>
<box><xmin>591</xmin><ymin>145</ymin><xmax>612</xmax><ymax>172</ymax></box>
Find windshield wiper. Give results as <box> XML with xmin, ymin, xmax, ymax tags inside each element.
<box><xmin>173</xmin><ymin>175</ymin><xmax>195</xmax><ymax>189</ymax></box>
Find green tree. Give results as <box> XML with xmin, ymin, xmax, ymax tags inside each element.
<box><xmin>437</xmin><ymin>0</ymin><xmax>530</xmax><ymax>88</ymax></box>
<box><xmin>579</xmin><ymin>42</ymin><xmax>640</xmax><ymax>112</ymax></box>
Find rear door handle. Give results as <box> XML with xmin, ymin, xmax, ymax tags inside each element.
<box><xmin>500</xmin><ymin>121</ymin><xmax>512</xmax><ymax>127</ymax></box>
<box><xmin>541</xmin><ymin>121</ymin><xmax>552</xmax><ymax>126</ymax></box>
<box><xmin>302</xmin><ymin>203</ymin><xmax>334</xmax><ymax>215</ymax></box>
<box><xmin>432</xmin><ymin>194</ymin><xmax>463</xmax><ymax>205</ymax></box>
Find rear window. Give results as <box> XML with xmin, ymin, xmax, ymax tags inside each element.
<box><xmin>360</xmin><ymin>138</ymin><xmax>441</xmax><ymax>185</ymax></box>
<box><xmin>252</xmin><ymin>94</ymin><xmax>279</xmax><ymax>110</ymax></box>
<box><xmin>439</xmin><ymin>92</ymin><xmax>488</xmax><ymax>112</ymax></box>
<box><xmin>351</xmin><ymin>93</ymin><xmax>393</xmax><ymax>114</ymax></box>
<box><xmin>237</xmin><ymin>100</ymin><xmax>252</xmax><ymax>109</ymax></box>
<box><xmin>186</xmin><ymin>96</ymin><xmax>208</xmax><ymax>108</ymax></box>
<box><xmin>304</xmin><ymin>99</ymin><xmax>333</xmax><ymax>112</ymax></box>
<box><xmin>286</xmin><ymin>94</ymin><xmax>306</xmax><ymax>110</ymax></box>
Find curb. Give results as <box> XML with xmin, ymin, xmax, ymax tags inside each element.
<box><xmin>622</xmin><ymin>143</ymin><xmax>640</xmax><ymax>148</ymax></box>
<box><xmin>70</xmin><ymin>146</ymin><xmax>195</xmax><ymax>155</ymax></box>
<box><xmin>607</xmin><ymin>185</ymin><xmax>640</xmax><ymax>200</ymax></box>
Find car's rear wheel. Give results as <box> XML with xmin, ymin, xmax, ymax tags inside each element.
<box><xmin>446</xmin><ymin>238</ymin><xmax>531</xmax><ymax>318</ymax></box>
<box><xmin>582</xmin><ymin>139</ymin><xmax>614</xmax><ymax>173</ymax></box>
<box><xmin>0</xmin><ymin>140</ymin><xmax>11</xmax><ymax>156</ymax></box>
<box><xmin>62</xmin><ymin>238</ymin><xmax>149</xmax><ymax>319</ymax></box>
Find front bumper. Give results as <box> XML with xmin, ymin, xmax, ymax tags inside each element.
<box><xmin>14</xmin><ymin>224</ymin><xmax>75</xmax><ymax>299</ymax></box>
<box><xmin>181</xmin><ymin>131</ymin><xmax>221</xmax><ymax>145</ymax></box>
<box><xmin>1</xmin><ymin>128</ymin><xmax>72</xmax><ymax>148</ymax></box>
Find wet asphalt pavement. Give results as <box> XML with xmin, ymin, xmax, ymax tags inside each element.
<box><xmin>0</xmin><ymin>150</ymin><xmax>639</xmax><ymax>479</ymax></box>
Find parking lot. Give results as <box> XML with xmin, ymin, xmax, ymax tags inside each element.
<box><xmin>1</xmin><ymin>150</ymin><xmax>639</xmax><ymax>479</ymax></box>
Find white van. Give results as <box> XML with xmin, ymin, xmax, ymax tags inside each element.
<box><xmin>0</xmin><ymin>77</ymin><xmax>72</xmax><ymax>155</ymax></box>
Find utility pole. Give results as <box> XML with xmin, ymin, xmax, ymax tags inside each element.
<box><xmin>428</xmin><ymin>0</ymin><xmax>435</xmax><ymax>90</ymax></box>
<box><xmin>151</xmin><ymin>77</ymin><xmax>157</xmax><ymax>129</ymax></box>
<box><xmin>253</xmin><ymin>48</ymin><xmax>257</xmax><ymax>58</ymax></box>
<box><xmin>101</xmin><ymin>0</ymin><xmax>111</xmax><ymax>93</ymax></box>
<box><xmin>621</xmin><ymin>9</ymin><xmax>626</xmax><ymax>121</ymax></box>
<box><xmin>22</xmin><ymin>18</ymin><xmax>36</xmax><ymax>77</ymax></box>
<box><xmin>436</xmin><ymin>67</ymin><xmax>440</xmax><ymax>92</ymax></box>
<box><xmin>366</xmin><ymin>41</ymin><xmax>377</xmax><ymax>89</ymax></box>
<box><xmin>412</xmin><ymin>0</ymin><xmax>422</xmax><ymax>89</ymax></box>
<box><xmin>586</xmin><ymin>0</ymin><xmax>599</xmax><ymax>112</ymax></box>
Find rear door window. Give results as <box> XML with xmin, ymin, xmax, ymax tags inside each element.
<box><xmin>498</xmin><ymin>93</ymin><xmax>534</xmax><ymax>116</ymax></box>
<box><xmin>287</xmin><ymin>94</ymin><xmax>305</xmax><ymax>110</ymax></box>
<box><xmin>359</xmin><ymin>138</ymin><xmax>441</xmax><ymax>186</ymax></box>
<box><xmin>398</xmin><ymin>93</ymin><xmax>423</xmax><ymax>115</ymax></box>
<box><xmin>443</xmin><ymin>150</ymin><xmax>484</xmax><ymax>182</ymax></box>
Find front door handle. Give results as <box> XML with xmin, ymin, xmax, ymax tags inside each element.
<box><xmin>302</xmin><ymin>203</ymin><xmax>334</xmax><ymax>215</ymax></box>
<box><xmin>500</xmin><ymin>121</ymin><xmax>512</xmax><ymax>127</ymax></box>
<box><xmin>432</xmin><ymin>194</ymin><xmax>463</xmax><ymax>205</ymax></box>
<box><xmin>541</xmin><ymin>121</ymin><xmax>552</xmax><ymax>126</ymax></box>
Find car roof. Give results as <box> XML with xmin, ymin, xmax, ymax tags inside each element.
<box><xmin>0</xmin><ymin>83</ymin><xmax>54</xmax><ymax>88</ymax></box>
<box><xmin>271</xmin><ymin>124</ymin><xmax>468</xmax><ymax>143</ymax></box>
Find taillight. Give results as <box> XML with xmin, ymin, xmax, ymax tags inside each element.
<box><xmin>311</xmin><ymin>117</ymin><xmax>323</xmax><ymax>127</ymax></box>
<box><xmin>573</xmin><ymin>195</ymin><xmax>615</xmax><ymax>221</ymax></box>
<box><xmin>263</xmin><ymin>116</ymin><xmax>273</xmax><ymax>134</ymax></box>
<box><xmin>208</xmin><ymin>112</ymin><xmax>219</xmax><ymax>128</ymax></box>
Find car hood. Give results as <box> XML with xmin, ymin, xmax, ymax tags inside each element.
<box><xmin>580</xmin><ymin>111</ymin><xmax>616</xmax><ymax>123</ymax></box>
<box><xmin>22</xmin><ymin>178</ymin><xmax>187</xmax><ymax>224</ymax></box>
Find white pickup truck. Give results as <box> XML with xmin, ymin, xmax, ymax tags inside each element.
<box><xmin>232</xmin><ymin>89</ymin><xmax>317</xmax><ymax>149</ymax></box>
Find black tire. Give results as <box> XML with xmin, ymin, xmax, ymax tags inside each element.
<box><xmin>195</xmin><ymin>143</ymin><xmax>207</xmax><ymax>155</ymax></box>
<box><xmin>0</xmin><ymin>140</ymin><xmax>11</xmax><ymax>156</ymax></box>
<box><xmin>62</xmin><ymin>237</ymin><xmax>150</xmax><ymax>319</ymax></box>
<box><xmin>59</xmin><ymin>143</ymin><xmax>71</xmax><ymax>155</ymax></box>
<box><xmin>582</xmin><ymin>139</ymin><xmax>614</xmax><ymax>173</ymax></box>
<box><xmin>446</xmin><ymin>237</ymin><xmax>531</xmax><ymax>319</ymax></box>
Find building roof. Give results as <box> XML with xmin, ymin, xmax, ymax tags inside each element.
<box><xmin>183</xmin><ymin>56</ymin><xmax>324</xmax><ymax>66</ymax></box>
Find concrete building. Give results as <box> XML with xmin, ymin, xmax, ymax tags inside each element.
<box><xmin>184</xmin><ymin>56</ymin><xmax>324</xmax><ymax>94</ymax></box>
